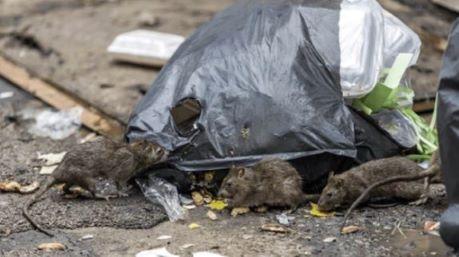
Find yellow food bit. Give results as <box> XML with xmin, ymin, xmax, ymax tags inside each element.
<box><xmin>310</xmin><ymin>203</ymin><xmax>335</xmax><ymax>218</ymax></box>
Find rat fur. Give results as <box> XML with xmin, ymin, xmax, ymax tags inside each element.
<box><xmin>23</xmin><ymin>137</ymin><xmax>168</xmax><ymax>237</ymax></box>
<box><xmin>218</xmin><ymin>158</ymin><xmax>318</xmax><ymax>209</ymax></box>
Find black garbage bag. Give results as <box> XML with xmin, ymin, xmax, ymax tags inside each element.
<box><xmin>437</xmin><ymin>19</ymin><xmax>459</xmax><ymax>248</ymax></box>
<box><xmin>438</xmin><ymin>19</ymin><xmax>459</xmax><ymax>202</ymax></box>
<box><xmin>126</xmin><ymin>0</ymin><xmax>408</xmax><ymax>173</ymax></box>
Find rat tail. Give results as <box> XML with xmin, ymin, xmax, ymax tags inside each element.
<box><xmin>22</xmin><ymin>176</ymin><xmax>56</xmax><ymax>237</ymax></box>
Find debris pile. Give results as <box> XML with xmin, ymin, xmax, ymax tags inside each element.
<box><xmin>127</xmin><ymin>0</ymin><xmax>439</xmax><ymax>228</ymax></box>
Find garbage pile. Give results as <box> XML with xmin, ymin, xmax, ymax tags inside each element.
<box><xmin>127</xmin><ymin>0</ymin><xmax>439</xmax><ymax>219</ymax></box>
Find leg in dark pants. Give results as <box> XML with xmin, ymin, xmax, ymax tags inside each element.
<box><xmin>438</xmin><ymin>19</ymin><xmax>459</xmax><ymax>249</ymax></box>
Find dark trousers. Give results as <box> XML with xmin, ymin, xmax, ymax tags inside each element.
<box><xmin>438</xmin><ymin>18</ymin><xmax>459</xmax><ymax>249</ymax></box>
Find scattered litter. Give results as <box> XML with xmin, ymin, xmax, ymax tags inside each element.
<box><xmin>206</xmin><ymin>210</ymin><xmax>218</xmax><ymax>221</ymax></box>
<box><xmin>241</xmin><ymin>234</ymin><xmax>253</xmax><ymax>240</ymax></box>
<box><xmin>261</xmin><ymin>224</ymin><xmax>288</xmax><ymax>233</ymax></box>
<box><xmin>80</xmin><ymin>234</ymin><xmax>94</xmax><ymax>241</ymax></box>
<box><xmin>181</xmin><ymin>244</ymin><xmax>195</xmax><ymax>249</ymax></box>
<box><xmin>136</xmin><ymin>247</ymin><xmax>179</xmax><ymax>257</ymax></box>
<box><xmin>276</xmin><ymin>213</ymin><xmax>295</xmax><ymax>226</ymax></box>
<box><xmin>37</xmin><ymin>242</ymin><xmax>66</xmax><ymax>251</ymax></box>
<box><xmin>341</xmin><ymin>225</ymin><xmax>363</xmax><ymax>234</ymax></box>
<box><xmin>323</xmin><ymin>237</ymin><xmax>337</xmax><ymax>243</ymax></box>
<box><xmin>108</xmin><ymin>30</ymin><xmax>185</xmax><ymax>67</ymax></box>
<box><xmin>254</xmin><ymin>206</ymin><xmax>268</xmax><ymax>213</ymax></box>
<box><xmin>204</xmin><ymin>172</ymin><xmax>214</xmax><ymax>183</ymax></box>
<box><xmin>207</xmin><ymin>200</ymin><xmax>227</xmax><ymax>211</ymax></box>
<box><xmin>37</xmin><ymin>152</ymin><xmax>66</xmax><ymax>175</ymax></box>
<box><xmin>424</xmin><ymin>221</ymin><xmax>440</xmax><ymax>236</ymax></box>
<box><xmin>0</xmin><ymin>181</ymin><xmax>21</xmax><ymax>192</ymax></box>
<box><xmin>157</xmin><ymin>235</ymin><xmax>172</xmax><ymax>240</ymax></box>
<box><xmin>183</xmin><ymin>204</ymin><xmax>196</xmax><ymax>210</ymax></box>
<box><xmin>39</xmin><ymin>165</ymin><xmax>57</xmax><ymax>175</ymax></box>
<box><xmin>24</xmin><ymin>107</ymin><xmax>82</xmax><ymax>140</ymax></box>
<box><xmin>188</xmin><ymin>223</ymin><xmax>201</xmax><ymax>230</ymax></box>
<box><xmin>0</xmin><ymin>91</ymin><xmax>14</xmax><ymax>99</ymax></box>
<box><xmin>137</xmin><ymin>12</ymin><xmax>160</xmax><ymax>27</ymax></box>
<box><xmin>203</xmin><ymin>194</ymin><xmax>212</xmax><ymax>204</ymax></box>
<box><xmin>192</xmin><ymin>191</ymin><xmax>205</xmax><ymax>206</ymax></box>
<box><xmin>0</xmin><ymin>227</ymin><xmax>11</xmax><ymax>237</ymax></box>
<box><xmin>18</xmin><ymin>181</ymin><xmax>40</xmax><ymax>194</ymax></box>
<box><xmin>231</xmin><ymin>207</ymin><xmax>250</xmax><ymax>217</ymax></box>
<box><xmin>310</xmin><ymin>203</ymin><xmax>335</xmax><ymax>218</ymax></box>
<box><xmin>193</xmin><ymin>252</ymin><xmax>227</xmax><ymax>257</ymax></box>
<box><xmin>0</xmin><ymin>181</ymin><xmax>39</xmax><ymax>194</ymax></box>
<box><xmin>137</xmin><ymin>175</ymin><xmax>187</xmax><ymax>222</ymax></box>
<box><xmin>38</xmin><ymin>152</ymin><xmax>67</xmax><ymax>166</ymax></box>
<box><xmin>79</xmin><ymin>133</ymin><xmax>98</xmax><ymax>144</ymax></box>
<box><xmin>180</xmin><ymin>195</ymin><xmax>194</xmax><ymax>205</ymax></box>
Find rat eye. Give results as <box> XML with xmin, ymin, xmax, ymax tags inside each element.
<box><xmin>326</xmin><ymin>192</ymin><xmax>333</xmax><ymax>197</ymax></box>
<box><xmin>226</xmin><ymin>182</ymin><xmax>232</xmax><ymax>187</ymax></box>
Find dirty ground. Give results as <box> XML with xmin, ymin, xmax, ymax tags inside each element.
<box><xmin>1</xmin><ymin>0</ymin><xmax>458</xmax><ymax>256</ymax></box>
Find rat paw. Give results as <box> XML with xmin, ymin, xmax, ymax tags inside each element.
<box><xmin>409</xmin><ymin>196</ymin><xmax>429</xmax><ymax>206</ymax></box>
<box><xmin>94</xmin><ymin>193</ymin><xmax>118</xmax><ymax>200</ymax></box>
<box><xmin>116</xmin><ymin>191</ymin><xmax>130</xmax><ymax>198</ymax></box>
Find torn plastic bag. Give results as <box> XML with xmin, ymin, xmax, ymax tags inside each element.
<box><xmin>127</xmin><ymin>0</ymin><xmax>415</xmax><ymax>172</ymax></box>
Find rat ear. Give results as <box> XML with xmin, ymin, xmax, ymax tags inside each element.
<box><xmin>327</xmin><ymin>171</ymin><xmax>335</xmax><ymax>182</ymax></box>
<box><xmin>237</xmin><ymin>168</ymin><xmax>245</xmax><ymax>178</ymax></box>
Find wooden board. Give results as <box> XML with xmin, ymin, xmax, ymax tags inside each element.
<box><xmin>0</xmin><ymin>54</ymin><xmax>125</xmax><ymax>140</ymax></box>
<box><xmin>413</xmin><ymin>98</ymin><xmax>436</xmax><ymax>113</ymax></box>
<box><xmin>432</xmin><ymin>0</ymin><xmax>459</xmax><ymax>13</ymax></box>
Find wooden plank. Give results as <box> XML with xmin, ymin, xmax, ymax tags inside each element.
<box><xmin>432</xmin><ymin>0</ymin><xmax>459</xmax><ymax>13</ymax></box>
<box><xmin>0</xmin><ymin>54</ymin><xmax>125</xmax><ymax>140</ymax></box>
<box><xmin>413</xmin><ymin>98</ymin><xmax>436</xmax><ymax>113</ymax></box>
<box><xmin>409</xmin><ymin>23</ymin><xmax>449</xmax><ymax>53</ymax></box>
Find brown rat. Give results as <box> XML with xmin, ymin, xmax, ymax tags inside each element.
<box><xmin>218</xmin><ymin>158</ymin><xmax>318</xmax><ymax>209</ymax></box>
<box><xmin>23</xmin><ymin>137</ymin><xmax>168</xmax><ymax>237</ymax></box>
<box><xmin>317</xmin><ymin>156</ymin><xmax>440</xmax><ymax>213</ymax></box>
<box><xmin>340</xmin><ymin>155</ymin><xmax>440</xmax><ymax>230</ymax></box>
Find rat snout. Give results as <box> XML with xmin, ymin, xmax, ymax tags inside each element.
<box><xmin>317</xmin><ymin>197</ymin><xmax>331</xmax><ymax>212</ymax></box>
<box><xmin>150</xmin><ymin>147</ymin><xmax>169</xmax><ymax>163</ymax></box>
<box><xmin>158</xmin><ymin>150</ymin><xmax>169</xmax><ymax>163</ymax></box>
<box><xmin>218</xmin><ymin>188</ymin><xmax>230</xmax><ymax>199</ymax></box>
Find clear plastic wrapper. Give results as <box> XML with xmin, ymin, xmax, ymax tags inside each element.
<box><xmin>136</xmin><ymin>175</ymin><xmax>187</xmax><ymax>222</ymax></box>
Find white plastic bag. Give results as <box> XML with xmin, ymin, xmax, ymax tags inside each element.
<box><xmin>339</xmin><ymin>0</ymin><xmax>421</xmax><ymax>98</ymax></box>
